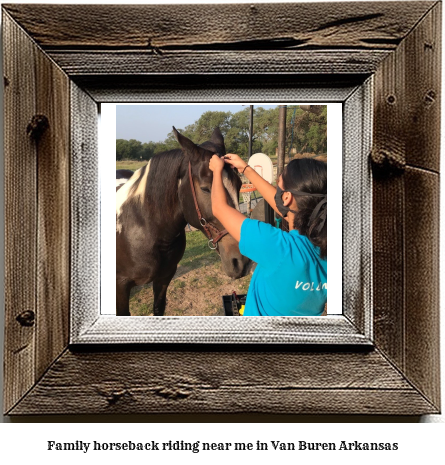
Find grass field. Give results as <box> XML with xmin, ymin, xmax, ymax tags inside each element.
<box><xmin>116</xmin><ymin>160</ymin><xmax>147</xmax><ymax>171</ymax></box>
<box><xmin>129</xmin><ymin>230</ymin><xmax>252</xmax><ymax>316</ymax></box>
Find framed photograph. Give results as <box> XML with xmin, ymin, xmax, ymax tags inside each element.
<box><xmin>3</xmin><ymin>2</ymin><xmax>440</xmax><ymax>415</ymax></box>
<box><xmin>106</xmin><ymin>102</ymin><xmax>340</xmax><ymax>321</ymax></box>
<box><xmin>98</xmin><ymin>102</ymin><xmax>342</xmax><ymax>327</ymax></box>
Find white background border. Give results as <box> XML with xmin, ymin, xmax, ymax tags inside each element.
<box><xmin>0</xmin><ymin>0</ymin><xmax>443</xmax><ymax>452</ymax></box>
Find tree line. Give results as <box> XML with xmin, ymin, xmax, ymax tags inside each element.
<box><xmin>116</xmin><ymin>106</ymin><xmax>327</xmax><ymax>161</ymax></box>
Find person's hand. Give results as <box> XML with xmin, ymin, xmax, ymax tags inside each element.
<box><xmin>223</xmin><ymin>153</ymin><xmax>248</xmax><ymax>173</ymax></box>
<box><xmin>209</xmin><ymin>154</ymin><xmax>225</xmax><ymax>173</ymax></box>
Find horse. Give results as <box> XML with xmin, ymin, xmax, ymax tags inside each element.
<box><xmin>116</xmin><ymin>127</ymin><xmax>251</xmax><ymax>316</ymax></box>
<box><xmin>116</xmin><ymin>169</ymin><xmax>134</xmax><ymax>191</ymax></box>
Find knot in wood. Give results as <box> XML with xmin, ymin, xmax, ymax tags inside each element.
<box><xmin>370</xmin><ymin>147</ymin><xmax>405</xmax><ymax>178</ymax></box>
<box><xmin>16</xmin><ymin>310</ymin><xmax>35</xmax><ymax>327</ymax></box>
<box><xmin>27</xmin><ymin>115</ymin><xmax>49</xmax><ymax>140</ymax></box>
<box><xmin>96</xmin><ymin>386</ymin><xmax>130</xmax><ymax>406</ymax></box>
<box><xmin>154</xmin><ymin>386</ymin><xmax>191</xmax><ymax>400</ymax></box>
<box><xmin>105</xmin><ymin>389</ymin><xmax>128</xmax><ymax>405</ymax></box>
<box><xmin>424</xmin><ymin>90</ymin><xmax>436</xmax><ymax>106</ymax></box>
<box><xmin>386</xmin><ymin>95</ymin><xmax>396</xmax><ymax>105</ymax></box>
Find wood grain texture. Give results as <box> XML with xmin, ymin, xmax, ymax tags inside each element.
<box><xmin>75</xmin><ymin>315</ymin><xmax>369</xmax><ymax>345</ymax></box>
<box><xmin>2</xmin><ymin>2</ymin><xmax>435</xmax><ymax>50</ymax></box>
<box><xmin>404</xmin><ymin>167</ymin><xmax>440</xmax><ymax>409</ymax></box>
<box><xmin>70</xmin><ymin>83</ymin><xmax>99</xmax><ymax>338</ymax></box>
<box><xmin>372</xmin><ymin>32</ymin><xmax>406</xmax><ymax>175</ymax></box>
<box><xmin>372</xmin><ymin>175</ymin><xmax>405</xmax><ymax>369</ymax></box>
<box><xmin>404</xmin><ymin>2</ymin><xmax>441</xmax><ymax>172</ymax></box>
<box><xmin>35</xmin><ymin>43</ymin><xmax>70</xmax><ymax>380</ymax></box>
<box><xmin>372</xmin><ymin>2</ymin><xmax>441</xmax><ymax>172</ymax></box>
<box><xmin>3</xmin><ymin>11</ymin><xmax>71</xmax><ymax>413</ymax></box>
<box><xmin>3</xmin><ymin>12</ymin><xmax>38</xmax><ymax>414</ymax></box>
<box><xmin>2</xmin><ymin>2</ymin><xmax>441</xmax><ymax>417</ymax></box>
<box><xmin>372</xmin><ymin>6</ymin><xmax>419</xmax><ymax>368</ymax></box>
<box><xmin>47</xmin><ymin>50</ymin><xmax>390</xmax><ymax>76</ymax></box>
<box><xmin>8</xmin><ymin>349</ymin><xmax>438</xmax><ymax>415</ymax></box>
<box><xmin>76</xmin><ymin>75</ymin><xmax>363</xmax><ymax>104</ymax></box>
<box><xmin>342</xmin><ymin>81</ymin><xmax>372</xmax><ymax>336</ymax></box>
<box><xmin>372</xmin><ymin>3</ymin><xmax>441</xmax><ymax>410</ymax></box>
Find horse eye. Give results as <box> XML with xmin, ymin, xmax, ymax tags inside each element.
<box><xmin>200</xmin><ymin>187</ymin><xmax>211</xmax><ymax>194</ymax></box>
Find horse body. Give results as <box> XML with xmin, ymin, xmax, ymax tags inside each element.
<box><xmin>116</xmin><ymin>127</ymin><xmax>250</xmax><ymax>316</ymax></box>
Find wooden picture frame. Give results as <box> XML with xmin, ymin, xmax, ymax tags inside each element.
<box><xmin>2</xmin><ymin>2</ymin><xmax>440</xmax><ymax>415</ymax></box>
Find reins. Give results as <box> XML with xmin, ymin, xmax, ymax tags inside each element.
<box><xmin>188</xmin><ymin>161</ymin><xmax>228</xmax><ymax>250</ymax></box>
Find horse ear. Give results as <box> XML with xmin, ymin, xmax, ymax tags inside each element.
<box><xmin>172</xmin><ymin>126</ymin><xmax>201</xmax><ymax>161</ymax></box>
<box><xmin>210</xmin><ymin>127</ymin><xmax>226</xmax><ymax>153</ymax></box>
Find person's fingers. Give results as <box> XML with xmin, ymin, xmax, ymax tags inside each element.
<box><xmin>209</xmin><ymin>154</ymin><xmax>224</xmax><ymax>172</ymax></box>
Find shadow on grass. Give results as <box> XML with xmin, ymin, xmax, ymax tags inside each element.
<box><xmin>129</xmin><ymin>231</ymin><xmax>224</xmax><ymax>315</ymax></box>
<box><xmin>179</xmin><ymin>245</ymin><xmax>219</xmax><ymax>271</ymax></box>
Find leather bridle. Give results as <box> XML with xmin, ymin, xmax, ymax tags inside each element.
<box><xmin>188</xmin><ymin>161</ymin><xmax>228</xmax><ymax>250</ymax></box>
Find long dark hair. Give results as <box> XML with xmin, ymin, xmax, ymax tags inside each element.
<box><xmin>282</xmin><ymin>158</ymin><xmax>327</xmax><ymax>259</ymax></box>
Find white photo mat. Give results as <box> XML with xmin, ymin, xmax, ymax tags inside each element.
<box><xmin>100</xmin><ymin>103</ymin><xmax>342</xmax><ymax>316</ymax></box>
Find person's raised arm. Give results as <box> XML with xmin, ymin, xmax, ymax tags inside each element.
<box><xmin>223</xmin><ymin>154</ymin><xmax>283</xmax><ymax>217</ymax></box>
<box><xmin>209</xmin><ymin>155</ymin><xmax>246</xmax><ymax>242</ymax></box>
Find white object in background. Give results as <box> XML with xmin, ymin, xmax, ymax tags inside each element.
<box><xmin>248</xmin><ymin>153</ymin><xmax>274</xmax><ymax>183</ymax></box>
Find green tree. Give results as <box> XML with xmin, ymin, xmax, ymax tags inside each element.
<box><xmin>116</xmin><ymin>139</ymin><xmax>146</xmax><ymax>160</ymax></box>
<box><xmin>141</xmin><ymin>141</ymin><xmax>157</xmax><ymax>160</ymax></box>
<box><xmin>286</xmin><ymin>105</ymin><xmax>327</xmax><ymax>156</ymax></box>
<box><xmin>116</xmin><ymin>139</ymin><xmax>127</xmax><ymax>161</ymax></box>
<box><xmin>117</xmin><ymin>105</ymin><xmax>328</xmax><ymax>162</ymax></box>
<box><xmin>254</xmin><ymin>106</ymin><xmax>280</xmax><ymax>156</ymax></box>
<box><xmin>192</xmin><ymin>111</ymin><xmax>232</xmax><ymax>143</ymax></box>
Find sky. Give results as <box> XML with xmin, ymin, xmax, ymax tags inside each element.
<box><xmin>116</xmin><ymin>104</ymin><xmax>280</xmax><ymax>143</ymax></box>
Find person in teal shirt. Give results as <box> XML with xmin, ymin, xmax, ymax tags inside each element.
<box><xmin>209</xmin><ymin>153</ymin><xmax>327</xmax><ymax>317</ymax></box>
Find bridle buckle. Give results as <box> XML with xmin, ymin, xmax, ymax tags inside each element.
<box><xmin>208</xmin><ymin>239</ymin><xmax>218</xmax><ymax>250</ymax></box>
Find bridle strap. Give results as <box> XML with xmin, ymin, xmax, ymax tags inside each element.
<box><xmin>212</xmin><ymin>229</ymin><xmax>229</xmax><ymax>244</ymax></box>
<box><xmin>188</xmin><ymin>161</ymin><xmax>228</xmax><ymax>249</ymax></box>
<box><xmin>189</xmin><ymin>161</ymin><xmax>204</xmax><ymax>223</ymax></box>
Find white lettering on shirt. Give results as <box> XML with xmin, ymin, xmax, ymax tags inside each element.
<box><xmin>296</xmin><ymin>281</ymin><xmax>327</xmax><ymax>291</ymax></box>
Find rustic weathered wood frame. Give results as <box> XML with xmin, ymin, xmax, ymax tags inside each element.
<box><xmin>3</xmin><ymin>2</ymin><xmax>441</xmax><ymax>415</ymax></box>
<box><xmin>72</xmin><ymin>86</ymin><xmax>372</xmax><ymax>345</ymax></box>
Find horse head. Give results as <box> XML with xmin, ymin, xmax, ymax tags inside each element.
<box><xmin>173</xmin><ymin>127</ymin><xmax>251</xmax><ymax>279</ymax></box>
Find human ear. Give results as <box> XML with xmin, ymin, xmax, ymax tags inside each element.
<box><xmin>282</xmin><ymin>191</ymin><xmax>293</xmax><ymax>207</ymax></box>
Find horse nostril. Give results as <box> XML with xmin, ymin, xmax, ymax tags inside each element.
<box><xmin>232</xmin><ymin>258</ymin><xmax>239</xmax><ymax>270</ymax></box>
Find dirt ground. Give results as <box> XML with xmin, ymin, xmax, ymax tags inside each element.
<box><xmin>129</xmin><ymin>229</ymin><xmax>253</xmax><ymax>316</ymax></box>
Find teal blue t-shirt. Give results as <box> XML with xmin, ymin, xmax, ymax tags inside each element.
<box><xmin>239</xmin><ymin>218</ymin><xmax>327</xmax><ymax>316</ymax></box>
